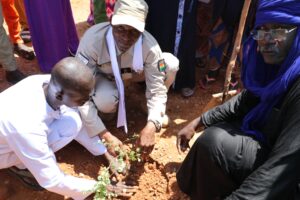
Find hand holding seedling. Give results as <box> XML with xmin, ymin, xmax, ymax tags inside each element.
<box><xmin>101</xmin><ymin>130</ymin><xmax>124</xmax><ymax>157</ymax></box>
<box><xmin>92</xmin><ymin>136</ymin><xmax>142</xmax><ymax>200</ymax></box>
<box><xmin>102</xmin><ymin>134</ymin><xmax>142</xmax><ymax>176</ymax></box>
<box><xmin>90</xmin><ymin>167</ymin><xmax>138</xmax><ymax>200</ymax></box>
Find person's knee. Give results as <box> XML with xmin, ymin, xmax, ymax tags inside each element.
<box><xmin>53</xmin><ymin>108</ymin><xmax>83</xmax><ymax>137</ymax></box>
<box><xmin>195</xmin><ymin>126</ymin><xmax>227</xmax><ymax>155</ymax></box>
<box><xmin>66</xmin><ymin>114</ymin><xmax>82</xmax><ymax>134</ymax></box>
<box><xmin>92</xmin><ymin>79</ymin><xmax>119</xmax><ymax>113</ymax></box>
<box><xmin>92</xmin><ymin>92</ymin><xmax>118</xmax><ymax>113</ymax></box>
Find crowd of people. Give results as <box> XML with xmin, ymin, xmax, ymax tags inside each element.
<box><xmin>0</xmin><ymin>0</ymin><xmax>300</xmax><ymax>199</ymax></box>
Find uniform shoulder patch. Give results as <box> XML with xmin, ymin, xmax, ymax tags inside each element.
<box><xmin>158</xmin><ymin>59</ymin><xmax>166</xmax><ymax>72</ymax></box>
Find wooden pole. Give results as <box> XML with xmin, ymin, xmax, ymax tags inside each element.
<box><xmin>222</xmin><ymin>0</ymin><xmax>252</xmax><ymax>103</ymax></box>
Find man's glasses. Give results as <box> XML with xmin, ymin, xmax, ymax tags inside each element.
<box><xmin>251</xmin><ymin>27</ymin><xmax>297</xmax><ymax>41</ymax></box>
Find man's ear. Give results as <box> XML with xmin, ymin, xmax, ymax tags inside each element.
<box><xmin>55</xmin><ymin>90</ymin><xmax>63</xmax><ymax>101</ymax></box>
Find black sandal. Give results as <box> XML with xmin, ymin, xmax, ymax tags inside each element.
<box><xmin>14</xmin><ymin>43</ymin><xmax>35</xmax><ymax>60</ymax></box>
<box><xmin>8</xmin><ymin>167</ymin><xmax>44</xmax><ymax>191</ymax></box>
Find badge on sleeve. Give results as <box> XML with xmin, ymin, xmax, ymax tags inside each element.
<box><xmin>158</xmin><ymin>59</ymin><xmax>166</xmax><ymax>72</ymax></box>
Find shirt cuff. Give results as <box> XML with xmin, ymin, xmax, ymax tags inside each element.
<box><xmin>147</xmin><ymin>110</ymin><xmax>164</xmax><ymax>126</ymax></box>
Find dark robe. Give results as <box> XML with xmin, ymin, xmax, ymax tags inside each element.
<box><xmin>177</xmin><ymin>78</ymin><xmax>300</xmax><ymax>200</ymax></box>
<box><xmin>145</xmin><ymin>0</ymin><xmax>198</xmax><ymax>90</ymax></box>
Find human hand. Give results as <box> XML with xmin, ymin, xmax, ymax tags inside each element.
<box><xmin>137</xmin><ymin>122</ymin><xmax>156</xmax><ymax>156</ymax></box>
<box><xmin>101</xmin><ymin>130</ymin><xmax>123</xmax><ymax>157</ymax></box>
<box><xmin>85</xmin><ymin>182</ymin><xmax>138</xmax><ymax>199</ymax></box>
<box><xmin>176</xmin><ymin>117</ymin><xmax>202</xmax><ymax>154</ymax></box>
<box><xmin>104</xmin><ymin>152</ymin><xmax>129</xmax><ymax>176</ymax></box>
<box><xmin>107</xmin><ymin>182</ymin><xmax>138</xmax><ymax>197</ymax></box>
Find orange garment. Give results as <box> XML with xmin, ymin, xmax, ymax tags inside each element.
<box><xmin>14</xmin><ymin>0</ymin><xmax>27</xmax><ymax>29</ymax></box>
<box><xmin>1</xmin><ymin>0</ymin><xmax>22</xmax><ymax>44</ymax></box>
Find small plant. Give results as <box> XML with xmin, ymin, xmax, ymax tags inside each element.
<box><xmin>123</xmin><ymin>133</ymin><xmax>142</xmax><ymax>162</ymax></box>
<box><xmin>92</xmin><ymin>134</ymin><xmax>141</xmax><ymax>199</ymax></box>
<box><xmin>102</xmin><ymin>133</ymin><xmax>142</xmax><ymax>172</ymax></box>
<box><xmin>128</xmin><ymin>147</ymin><xmax>141</xmax><ymax>162</ymax></box>
<box><xmin>110</xmin><ymin>144</ymin><xmax>128</xmax><ymax>173</ymax></box>
<box><xmin>92</xmin><ymin>167</ymin><xmax>117</xmax><ymax>200</ymax></box>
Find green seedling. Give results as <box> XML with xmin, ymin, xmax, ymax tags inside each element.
<box><xmin>92</xmin><ymin>135</ymin><xmax>141</xmax><ymax>199</ymax></box>
<box><xmin>128</xmin><ymin>147</ymin><xmax>141</xmax><ymax>162</ymax></box>
<box><xmin>102</xmin><ymin>138</ymin><xmax>142</xmax><ymax>173</ymax></box>
<box><xmin>92</xmin><ymin>167</ymin><xmax>117</xmax><ymax>200</ymax></box>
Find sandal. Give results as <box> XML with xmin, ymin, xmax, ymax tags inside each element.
<box><xmin>14</xmin><ymin>43</ymin><xmax>35</xmax><ymax>60</ymax></box>
<box><xmin>229</xmin><ymin>81</ymin><xmax>239</xmax><ymax>91</ymax></box>
<box><xmin>200</xmin><ymin>69</ymin><xmax>220</xmax><ymax>89</ymax></box>
<box><xmin>8</xmin><ymin>167</ymin><xmax>44</xmax><ymax>191</ymax></box>
<box><xmin>228</xmin><ymin>75</ymin><xmax>240</xmax><ymax>91</ymax></box>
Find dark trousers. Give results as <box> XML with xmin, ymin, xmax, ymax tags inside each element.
<box><xmin>176</xmin><ymin>122</ymin><xmax>269</xmax><ymax>200</ymax></box>
<box><xmin>176</xmin><ymin>121</ymin><xmax>300</xmax><ymax>199</ymax></box>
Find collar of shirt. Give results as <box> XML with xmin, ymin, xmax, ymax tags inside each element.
<box><xmin>45</xmin><ymin>102</ymin><xmax>61</xmax><ymax>120</ymax></box>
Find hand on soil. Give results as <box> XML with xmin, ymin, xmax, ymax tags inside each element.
<box><xmin>137</xmin><ymin>122</ymin><xmax>156</xmax><ymax>156</ymax></box>
<box><xmin>107</xmin><ymin>182</ymin><xmax>138</xmax><ymax>197</ymax></box>
<box><xmin>177</xmin><ymin>116</ymin><xmax>204</xmax><ymax>153</ymax></box>
<box><xmin>176</xmin><ymin>122</ymin><xmax>197</xmax><ymax>154</ymax></box>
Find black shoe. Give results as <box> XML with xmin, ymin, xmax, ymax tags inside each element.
<box><xmin>6</xmin><ymin>69</ymin><xmax>26</xmax><ymax>84</ymax></box>
<box><xmin>181</xmin><ymin>87</ymin><xmax>195</xmax><ymax>97</ymax></box>
<box><xmin>14</xmin><ymin>43</ymin><xmax>35</xmax><ymax>60</ymax></box>
<box><xmin>8</xmin><ymin>167</ymin><xmax>44</xmax><ymax>191</ymax></box>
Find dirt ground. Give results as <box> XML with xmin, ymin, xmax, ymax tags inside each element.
<box><xmin>0</xmin><ymin>1</ymin><xmax>225</xmax><ymax>199</ymax></box>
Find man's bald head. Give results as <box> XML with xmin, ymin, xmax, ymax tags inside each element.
<box><xmin>51</xmin><ymin>57</ymin><xmax>95</xmax><ymax>96</ymax></box>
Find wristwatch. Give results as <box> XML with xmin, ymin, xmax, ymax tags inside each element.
<box><xmin>148</xmin><ymin>120</ymin><xmax>161</xmax><ymax>132</ymax></box>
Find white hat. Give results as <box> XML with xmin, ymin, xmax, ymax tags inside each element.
<box><xmin>111</xmin><ymin>0</ymin><xmax>148</xmax><ymax>32</ymax></box>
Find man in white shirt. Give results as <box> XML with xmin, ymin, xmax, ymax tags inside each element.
<box><xmin>0</xmin><ymin>57</ymin><xmax>136</xmax><ymax>199</ymax></box>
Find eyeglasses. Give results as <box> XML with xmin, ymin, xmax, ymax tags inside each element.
<box><xmin>251</xmin><ymin>27</ymin><xmax>297</xmax><ymax>41</ymax></box>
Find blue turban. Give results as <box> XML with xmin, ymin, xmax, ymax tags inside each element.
<box><xmin>241</xmin><ymin>0</ymin><xmax>300</xmax><ymax>143</ymax></box>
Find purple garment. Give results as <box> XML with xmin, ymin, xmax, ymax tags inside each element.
<box><xmin>87</xmin><ymin>0</ymin><xmax>95</xmax><ymax>26</ymax></box>
<box><xmin>24</xmin><ymin>0</ymin><xmax>79</xmax><ymax>73</ymax></box>
<box><xmin>241</xmin><ymin>0</ymin><xmax>300</xmax><ymax>142</ymax></box>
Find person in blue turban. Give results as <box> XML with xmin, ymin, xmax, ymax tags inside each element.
<box><xmin>175</xmin><ymin>0</ymin><xmax>300</xmax><ymax>199</ymax></box>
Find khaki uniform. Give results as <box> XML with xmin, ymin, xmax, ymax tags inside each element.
<box><xmin>0</xmin><ymin>1</ymin><xmax>17</xmax><ymax>71</ymax></box>
<box><xmin>76</xmin><ymin>22</ymin><xmax>177</xmax><ymax>137</ymax></box>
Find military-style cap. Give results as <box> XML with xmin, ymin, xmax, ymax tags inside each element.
<box><xmin>111</xmin><ymin>0</ymin><xmax>148</xmax><ymax>32</ymax></box>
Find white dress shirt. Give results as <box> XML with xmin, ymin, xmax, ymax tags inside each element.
<box><xmin>0</xmin><ymin>75</ymin><xmax>106</xmax><ymax>200</ymax></box>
